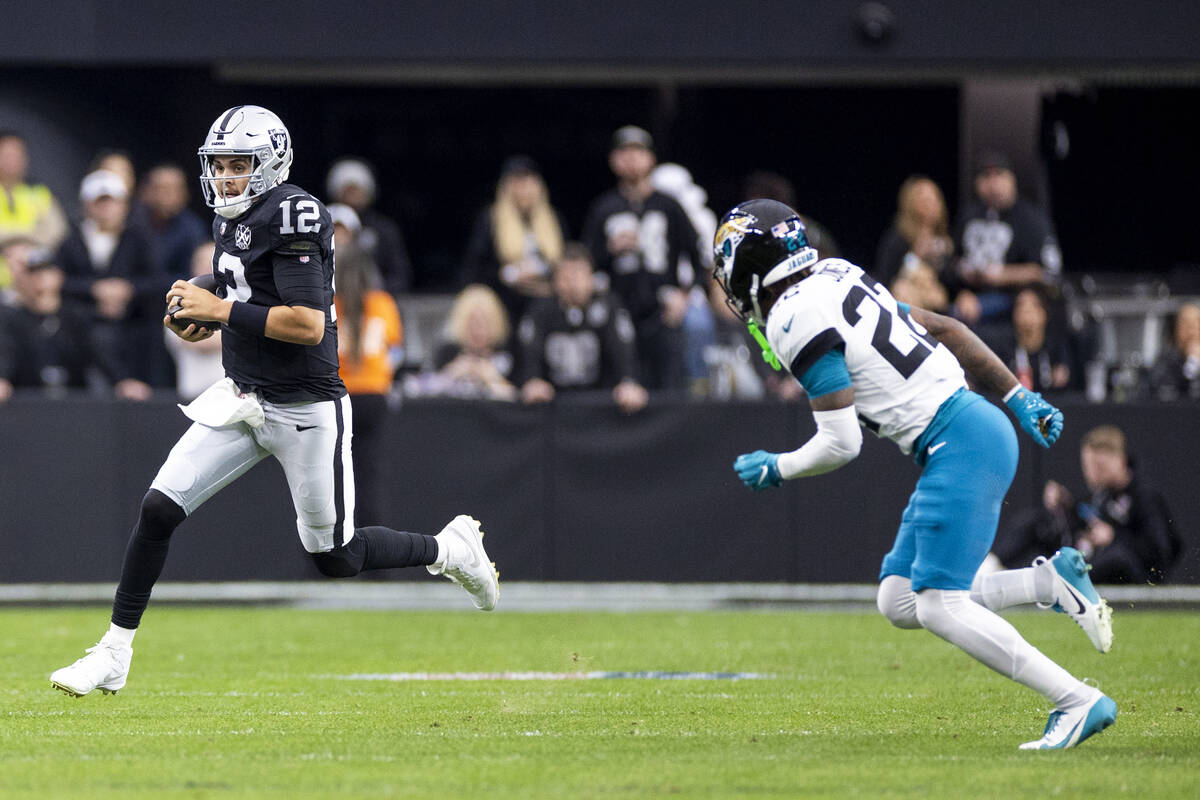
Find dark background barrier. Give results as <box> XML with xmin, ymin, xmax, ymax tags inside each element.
<box><xmin>3</xmin><ymin>394</ymin><xmax>1196</xmax><ymax>584</ymax></box>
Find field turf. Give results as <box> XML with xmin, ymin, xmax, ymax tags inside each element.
<box><xmin>2</xmin><ymin>606</ymin><xmax>1197</xmax><ymax>799</ymax></box>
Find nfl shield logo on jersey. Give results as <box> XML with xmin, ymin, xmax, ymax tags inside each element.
<box><xmin>235</xmin><ymin>223</ymin><xmax>252</xmax><ymax>250</ymax></box>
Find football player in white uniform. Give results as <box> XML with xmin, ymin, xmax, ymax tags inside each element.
<box><xmin>715</xmin><ymin>199</ymin><xmax>1115</xmax><ymax>750</ymax></box>
<box><xmin>50</xmin><ymin>106</ymin><xmax>499</xmax><ymax>699</ymax></box>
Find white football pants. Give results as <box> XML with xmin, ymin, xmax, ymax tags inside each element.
<box><xmin>151</xmin><ymin>394</ymin><xmax>356</xmax><ymax>553</ymax></box>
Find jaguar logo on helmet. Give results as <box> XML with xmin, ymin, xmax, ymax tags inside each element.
<box><xmin>713</xmin><ymin>213</ymin><xmax>757</xmax><ymax>279</ymax></box>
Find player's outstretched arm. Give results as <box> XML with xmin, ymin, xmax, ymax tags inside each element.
<box><xmin>733</xmin><ymin>388</ymin><xmax>863</xmax><ymax>490</ymax></box>
<box><xmin>908</xmin><ymin>306</ymin><xmax>1063</xmax><ymax>447</ymax></box>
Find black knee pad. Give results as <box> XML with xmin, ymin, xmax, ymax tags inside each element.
<box><xmin>139</xmin><ymin>489</ymin><xmax>186</xmax><ymax>541</ymax></box>
<box><xmin>311</xmin><ymin>537</ymin><xmax>366</xmax><ymax>578</ymax></box>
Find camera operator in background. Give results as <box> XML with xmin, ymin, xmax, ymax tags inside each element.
<box><xmin>995</xmin><ymin>424</ymin><xmax>1181</xmax><ymax>583</ymax></box>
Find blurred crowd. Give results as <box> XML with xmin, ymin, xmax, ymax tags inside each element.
<box><xmin>2</xmin><ymin>125</ymin><xmax>1198</xmax><ymax>411</ymax></box>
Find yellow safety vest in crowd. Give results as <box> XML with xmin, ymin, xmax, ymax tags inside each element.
<box><xmin>0</xmin><ymin>182</ymin><xmax>54</xmax><ymax>236</ymax></box>
<box><xmin>0</xmin><ymin>182</ymin><xmax>56</xmax><ymax>288</ymax></box>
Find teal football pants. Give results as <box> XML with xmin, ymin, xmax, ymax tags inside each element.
<box><xmin>880</xmin><ymin>397</ymin><xmax>1019</xmax><ymax>591</ymax></box>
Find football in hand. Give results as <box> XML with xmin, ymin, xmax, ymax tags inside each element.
<box><xmin>167</xmin><ymin>274</ymin><xmax>220</xmax><ymax>334</ymax></box>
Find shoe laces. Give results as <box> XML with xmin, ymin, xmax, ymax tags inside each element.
<box><xmin>66</xmin><ymin>643</ymin><xmax>111</xmax><ymax>669</ymax></box>
<box><xmin>1042</xmin><ymin>709</ymin><xmax>1066</xmax><ymax>738</ymax></box>
<box><xmin>445</xmin><ymin>562</ymin><xmax>484</xmax><ymax>593</ymax></box>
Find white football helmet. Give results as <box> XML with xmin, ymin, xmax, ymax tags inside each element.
<box><xmin>198</xmin><ymin>105</ymin><xmax>293</xmax><ymax>219</ymax></box>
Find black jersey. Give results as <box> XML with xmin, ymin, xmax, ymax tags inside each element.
<box><xmin>209</xmin><ymin>183</ymin><xmax>345</xmax><ymax>403</ymax></box>
<box><xmin>580</xmin><ymin>189</ymin><xmax>699</xmax><ymax>322</ymax></box>
<box><xmin>516</xmin><ymin>294</ymin><xmax>638</xmax><ymax>391</ymax></box>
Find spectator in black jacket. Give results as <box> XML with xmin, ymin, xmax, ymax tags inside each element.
<box><xmin>581</xmin><ymin>126</ymin><xmax>699</xmax><ymax>390</ymax></box>
<box><xmin>133</xmin><ymin>163</ymin><xmax>209</xmax><ymax>282</ymax></box>
<box><xmin>953</xmin><ymin>151</ymin><xmax>1062</xmax><ymax>336</ymax></box>
<box><xmin>517</xmin><ymin>242</ymin><xmax>647</xmax><ymax>413</ymax></box>
<box><xmin>0</xmin><ymin>249</ymin><xmax>149</xmax><ymax>401</ymax></box>
<box><xmin>55</xmin><ymin>170</ymin><xmax>162</xmax><ymax>389</ymax></box>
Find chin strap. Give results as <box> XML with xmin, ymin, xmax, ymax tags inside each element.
<box><xmin>746</xmin><ymin>319</ymin><xmax>782</xmax><ymax>371</ymax></box>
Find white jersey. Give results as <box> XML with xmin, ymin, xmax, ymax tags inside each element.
<box><xmin>766</xmin><ymin>259</ymin><xmax>967</xmax><ymax>454</ymax></box>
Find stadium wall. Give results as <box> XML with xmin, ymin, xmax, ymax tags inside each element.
<box><xmin>3</xmin><ymin>1</ymin><xmax>1198</xmax><ymax>69</ymax></box>
<box><xmin>3</xmin><ymin>395</ymin><xmax>1196</xmax><ymax>585</ymax></box>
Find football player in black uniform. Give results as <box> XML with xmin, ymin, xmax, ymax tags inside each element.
<box><xmin>51</xmin><ymin>106</ymin><xmax>498</xmax><ymax>698</ymax></box>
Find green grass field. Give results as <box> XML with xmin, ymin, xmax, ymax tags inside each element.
<box><xmin>2</xmin><ymin>606</ymin><xmax>1197</xmax><ymax>799</ymax></box>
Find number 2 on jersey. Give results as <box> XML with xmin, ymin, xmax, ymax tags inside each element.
<box><xmin>279</xmin><ymin>199</ymin><xmax>321</xmax><ymax>234</ymax></box>
<box><xmin>841</xmin><ymin>276</ymin><xmax>938</xmax><ymax>379</ymax></box>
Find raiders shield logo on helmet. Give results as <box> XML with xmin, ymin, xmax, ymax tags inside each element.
<box><xmin>269</xmin><ymin>128</ymin><xmax>289</xmax><ymax>158</ymax></box>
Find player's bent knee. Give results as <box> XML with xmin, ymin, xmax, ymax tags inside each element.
<box><xmin>913</xmin><ymin>589</ymin><xmax>970</xmax><ymax>636</ymax></box>
<box><xmin>309</xmin><ymin>537</ymin><xmax>366</xmax><ymax>578</ymax></box>
<box><xmin>139</xmin><ymin>489</ymin><xmax>186</xmax><ymax>540</ymax></box>
<box><xmin>877</xmin><ymin>575</ymin><xmax>922</xmax><ymax>629</ymax></box>
<box><xmin>297</xmin><ymin>521</ymin><xmax>340</xmax><ymax>554</ymax></box>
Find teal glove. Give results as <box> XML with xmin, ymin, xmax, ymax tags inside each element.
<box><xmin>734</xmin><ymin>450</ymin><xmax>783</xmax><ymax>491</ymax></box>
<box><xmin>1005</xmin><ymin>388</ymin><xmax>1064</xmax><ymax>448</ymax></box>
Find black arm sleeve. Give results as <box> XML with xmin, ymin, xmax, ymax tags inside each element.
<box><xmin>272</xmin><ymin>241</ymin><xmax>325</xmax><ymax>309</ymax></box>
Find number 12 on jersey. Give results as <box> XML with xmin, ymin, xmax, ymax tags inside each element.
<box><xmin>279</xmin><ymin>199</ymin><xmax>321</xmax><ymax>235</ymax></box>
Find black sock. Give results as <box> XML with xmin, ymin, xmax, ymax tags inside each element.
<box><xmin>357</xmin><ymin>526</ymin><xmax>439</xmax><ymax>570</ymax></box>
<box><xmin>111</xmin><ymin>490</ymin><xmax>186</xmax><ymax>629</ymax></box>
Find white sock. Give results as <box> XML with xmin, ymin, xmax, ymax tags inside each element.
<box><xmin>432</xmin><ymin>535</ymin><xmax>458</xmax><ymax>572</ymax></box>
<box><xmin>104</xmin><ymin>622</ymin><xmax>136</xmax><ymax>648</ymax></box>
<box><xmin>970</xmin><ymin>565</ymin><xmax>1049</xmax><ymax>611</ymax></box>
<box><xmin>915</xmin><ymin>589</ymin><xmax>1092</xmax><ymax>708</ymax></box>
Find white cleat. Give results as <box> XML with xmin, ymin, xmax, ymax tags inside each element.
<box><xmin>1036</xmin><ymin>547</ymin><xmax>1113</xmax><ymax>654</ymax></box>
<box><xmin>427</xmin><ymin>515</ymin><xmax>499</xmax><ymax>611</ymax></box>
<box><xmin>50</xmin><ymin>635</ymin><xmax>132</xmax><ymax>697</ymax></box>
<box><xmin>1019</xmin><ymin>690</ymin><xmax>1118</xmax><ymax>750</ymax></box>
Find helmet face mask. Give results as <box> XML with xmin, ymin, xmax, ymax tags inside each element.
<box><xmin>713</xmin><ymin>199</ymin><xmax>818</xmax><ymax>326</ymax></box>
<box><xmin>198</xmin><ymin>105</ymin><xmax>293</xmax><ymax>219</ymax></box>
